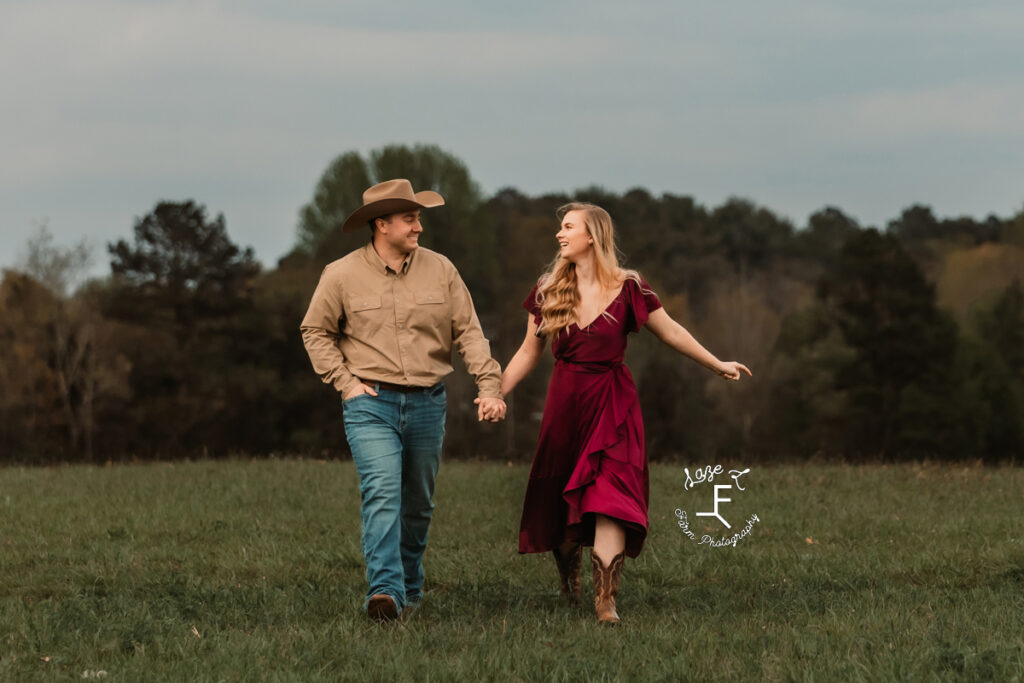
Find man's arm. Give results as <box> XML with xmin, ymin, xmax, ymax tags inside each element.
<box><xmin>300</xmin><ymin>266</ymin><xmax>363</xmax><ymax>397</ymax></box>
<box><xmin>447</xmin><ymin>269</ymin><xmax>502</xmax><ymax>400</ymax></box>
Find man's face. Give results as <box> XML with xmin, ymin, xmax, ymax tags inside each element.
<box><xmin>378</xmin><ymin>210</ymin><xmax>423</xmax><ymax>255</ymax></box>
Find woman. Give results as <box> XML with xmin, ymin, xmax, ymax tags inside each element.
<box><xmin>499</xmin><ymin>202</ymin><xmax>751</xmax><ymax>624</ymax></box>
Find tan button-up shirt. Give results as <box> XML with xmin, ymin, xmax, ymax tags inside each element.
<box><xmin>300</xmin><ymin>243</ymin><xmax>502</xmax><ymax>399</ymax></box>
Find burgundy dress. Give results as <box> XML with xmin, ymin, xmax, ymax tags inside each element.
<box><xmin>518</xmin><ymin>277</ymin><xmax>662</xmax><ymax>558</ymax></box>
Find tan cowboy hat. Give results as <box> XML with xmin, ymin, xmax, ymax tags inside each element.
<box><xmin>341</xmin><ymin>179</ymin><xmax>445</xmax><ymax>233</ymax></box>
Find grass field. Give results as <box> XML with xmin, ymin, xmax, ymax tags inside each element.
<box><xmin>1</xmin><ymin>458</ymin><xmax>1022</xmax><ymax>681</ymax></box>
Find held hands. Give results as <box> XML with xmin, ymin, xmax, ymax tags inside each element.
<box><xmin>474</xmin><ymin>396</ymin><xmax>507</xmax><ymax>422</ymax></box>
<box><xmin>716</xmin><ymin>361</ymin><xmax>753</xmax><ymax>381</ymax></box>
<box><xmin>345</xmin><ymin>385</ymin><xmax>507</xmax><ymax>422</ymax></box>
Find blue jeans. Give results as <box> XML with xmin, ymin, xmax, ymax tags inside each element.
<box><xmin>342</xmin><ymin>382</ymin><xmax>447</xmax><ymax>614</ymax></box>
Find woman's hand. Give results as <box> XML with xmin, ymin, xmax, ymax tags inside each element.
<box><xmin>474</xmin><ymin>396</ymin><xmax>507</xmax><ymax>422</ymax></box>
<box><xmin>647</xmin><ymin>309</ymin><xmax>752</xmax><ymax>381</ymax></box>
<box><xmin>715</xmin><ymin>361</ymin><xmax>752</xmax><ymax>381</ymax></box>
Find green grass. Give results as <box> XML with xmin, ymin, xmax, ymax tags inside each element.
<box><xmin>1</xmin><ymin>459</ymin><xmax>1022</xmax><ymax>681</ymax></box>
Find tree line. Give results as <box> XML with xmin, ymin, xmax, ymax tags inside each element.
<box><xmin>2</xmin><ymin>144</ymin><xmax>1022</xmax><ymax>464</ymax></box>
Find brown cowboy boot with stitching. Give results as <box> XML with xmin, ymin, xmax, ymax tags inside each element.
<box><xmin>366</xmin><ymin>593</ymin><xmax>399</xmax><ymax>622</ymax></box>
<box><xmin>552</xmin><ymin>543</ymin><xmax>583</xmax><ymax>604</ymax></box>
<box><xmin>591</xmin><ymin>550</ymin><xmax>625</xmax><ymax>624</ymax></box>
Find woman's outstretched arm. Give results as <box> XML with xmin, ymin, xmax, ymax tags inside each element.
<box><xmin>645</xmin><ymin>308</ymin><xmax>752</xmax><ymax>381</ymax></box>
<box><xmin>501</xmin><ymin>315</ymin><xmax>547</xmax><ymax>396</ymax></box>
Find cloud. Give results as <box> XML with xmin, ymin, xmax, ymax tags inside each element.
<box><xmin>0</xmin><ymin>0</ymin><xmax>612</xmax><ymax>187</ymax></box>
<box><xmin>0</xmin><ymin>1</ymin><xmax>603</xmax><ymax>82</ymax></box>
<box><xmin>2</xmin><ymin>0</ymin><xmax>1023</xmax><ymax>268</ymax></box>
<box><xmin>840</xmin><ymin>82</ymin><xmax>1024</xmax><ymax>138</ymax></box>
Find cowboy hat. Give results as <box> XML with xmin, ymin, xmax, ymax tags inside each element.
<box><xmin>341</xmin><ymin>179</ymin><xmax>445</xmax><ymax>233</ymax></box>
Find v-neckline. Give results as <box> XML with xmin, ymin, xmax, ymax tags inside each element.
<box><xmin>574</xmin><ymin>285</ymin><xmax>625</xmax><ymax>330</ymax></box>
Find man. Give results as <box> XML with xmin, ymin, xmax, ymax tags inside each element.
<box><xmin>301</xmin><ymin>178</ymin><xmax>506</xmax><ymax>622</ymax></box>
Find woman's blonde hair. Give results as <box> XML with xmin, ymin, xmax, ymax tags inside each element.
<box><xmin>535</xmin><ymin>202</ymin><xmax>640</xmax><ymax>338</ymax></box>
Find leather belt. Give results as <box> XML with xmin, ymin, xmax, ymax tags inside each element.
<box><xmin>360</xmin><ymin>379</ymin><xmax>429</xmax><ymax>394</ymax></box>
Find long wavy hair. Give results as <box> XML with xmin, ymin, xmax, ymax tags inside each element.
<box><xmin>535</xmin><ymin>202</ymin><xmax>641</xmax><ymax>338</ymax></box>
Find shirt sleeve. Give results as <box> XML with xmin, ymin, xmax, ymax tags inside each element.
<box><xmin>299</xmin><ymin>265</ymin><xmax>362</xmax><ymax>397</ymax></box>
<box><xmin>448</xmin><ymin>269</ymin><xmax>503</xmax><ymax>399</ymax></box>
<box><xmin>626</xmin><ymin>277</ymin><xmax>663</xmax><ymax>333</ymax></box>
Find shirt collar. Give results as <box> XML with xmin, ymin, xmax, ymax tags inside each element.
<box><xmin>362</xmin><ymin>241</ymin><xmax>416</xmax><ymax>275</ymax></box>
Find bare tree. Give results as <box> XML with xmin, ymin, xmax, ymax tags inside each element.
<box><xmin>22</xmin><ymin>221</ymin><xmax>93</xmax><ymax>297</ymax></box>
<box><xmin>15</xmin><ymin>224</ymin><xmax>128</xmax><ymax>460</ymax></box>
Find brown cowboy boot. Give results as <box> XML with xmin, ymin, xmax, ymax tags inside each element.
<box><xmin>552</xmin><ymin>543</ymin><xmax>583</xmax><ymax>604</ymax></box>
<box><xmin>366</xmin><ymin>593</ymin><xmax>399</xmax><ymax>622</ymax></box>
<box><xmin>591</xmin><ymin>550</ymin><xmax>625</xmax><ymax>624</ymax></box>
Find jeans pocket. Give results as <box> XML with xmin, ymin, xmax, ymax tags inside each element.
<box><xmin>427</xmin><ymin>384</ymin><xmax>447</xmax><ymax>407</ymax></box>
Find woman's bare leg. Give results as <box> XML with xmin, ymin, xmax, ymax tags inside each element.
<box><xmin>593</xmin><ymin>514</ymin><xmax>626</xmax><ymax>564</ymax></box>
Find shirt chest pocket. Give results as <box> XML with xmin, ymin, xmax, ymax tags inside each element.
<box><xmin>349</xmin><ymin>295</ymin><xmax>382</xmax><ymax>312</ymax></box>
<box><xmin>414</xmin><ymin>289</ymin><xmax>446</xmax><ymax>306</ymax></box>
<box><xmin>345</xmin><ymin>294</ymin><xmax>384</xmax><ymax>337</ymax></box>
<box><xmin>411</xmin><ymin>288</ymin><xmax>448</xmax><ymax>327</ymax></box>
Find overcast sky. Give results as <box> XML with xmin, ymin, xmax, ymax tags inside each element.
<box><xmin>2</xmin><ymin>0</ymin><xmax>1023</xmax><ymax>274</ymax></box>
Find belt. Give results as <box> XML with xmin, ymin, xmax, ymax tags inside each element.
<box><xmin>554</xmin><ymin>359</ymin><xmax>623</xmax><ymax>374</ymax></box>
<box><xmin>359</xmin><ymin>379</ymin><xmax>431</xmax><ymax>394</ymax></box>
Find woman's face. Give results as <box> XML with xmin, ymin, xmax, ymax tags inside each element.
<box><xmin>556</xmin><ymin>210</ymin><xmax>593</xmax><ymax>262</ymax></box>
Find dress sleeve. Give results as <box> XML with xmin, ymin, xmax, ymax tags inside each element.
<box><xmin>521</xmin><ymin>283</ymin><xmax>542</xmax><ymax>326</ymax></box>
<box><xmin>626</xmin><ymin>277</ymin><xmax>663</xmax><ymax>333</ymax></box>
